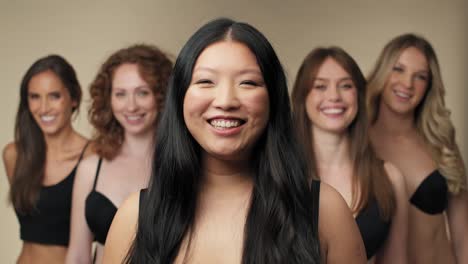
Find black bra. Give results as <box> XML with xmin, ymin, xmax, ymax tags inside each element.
<box><xmin>355</xmin><ymin>199</ymin><xmax>391</xmax><ymax>259</ymax></box>
<box><xmin>15</xmin><ymin>143</ymin><xmax>88</xmax><ymax>246</ymax></box>
<box><xmin>410</xmin><ymin>170</ymin><xmax>448</xmax><ymax>215</ymax></box>
<box><xmin>85</xmin><ymin>158</ymin><xmax>118</xmax><ymax>244</ymax></box>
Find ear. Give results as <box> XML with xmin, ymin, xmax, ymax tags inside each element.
<box><xmin>71</xmin><ymin>100</ymin><xmax>79</xmax><ymax>111</ymax></box>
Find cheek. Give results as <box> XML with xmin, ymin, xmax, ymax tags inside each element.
<box><xmin>243</xmin><ymin>90</ymin><xmax>270</xmax><ymax>121</ymax></box>
<box><xmin>140</xmin><ymin>96</ymin><xmax>158</xmax><ymax>112</ymax></box>
<box><xmin>183</xmin><ymin>88</ymin><xmax>209</xmax><ymax>125</ymax></box>
<box><xmin>304</xmin><ymin>92</ymin><xmax>320</xmax><ymax>121</ymax></box>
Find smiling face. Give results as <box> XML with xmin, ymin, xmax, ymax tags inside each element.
<box><xmin>305</xmin><ymin>57</ymin><xmax>358</xmax><ymax>134</ymax></box>
<box><xmin>381</xmin><ymin>47</ymin><xmax>430</xmax><ymax>116</ymax></box>
<box><xmin>27</xmin><ymin>70</ymin><xmax>77</xmax><ymax>136</ymax></box>
<box><xmin>111</xmin><ymin>63</ymin><xmax>158</xmax><ymax>137</ymax></box>
<box><xmin>183</xmin><ymin>41</ymin><xmax>270</xmax><ymax>161</ymax></box>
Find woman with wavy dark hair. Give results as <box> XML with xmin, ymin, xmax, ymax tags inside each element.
<box><xmin>367</xmin><ymin>34</ymin><xmax>468</xmax><ymax>264</ymax></box>
<box><xmin>2</xmin><ymin>55</ymin><xmax>90</xmax><ymax>264</ymax></box>
<box><xmin>66</xmin><ymin>44</ymin><xmax>172</xmax><ymax>264</ymax></box>
<box><xmin>291</xmin><ymin>47</ymin><xmax>408</xmax><ymax>263</ymax></box>
<box><xmin>103</xmin><ymin>18</ymin><xmax>365</xmax><ymax>264</ymax></box>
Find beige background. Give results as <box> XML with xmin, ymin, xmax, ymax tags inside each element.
<box><xmin>1</xmin><ymin>0</ymin><xmax>466</xmax><ymax>261</ymax></box>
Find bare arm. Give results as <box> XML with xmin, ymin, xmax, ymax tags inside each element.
<box><xmin>2</xmin><ymin>142</ymin><xmax>17</xmax><ymax>184</ymax></box>
<box><xmin>65</xmin><ymin>155</ymin><xmax>100</xmax><ymax>264</ymax></box>
<box><xmin>375</xmin><ymin>162</ymin><xmax>409</xmax><ymax>264</ymax></box>
<box><xmin>102</xmin><ymin>191</ymin><xmax>140</xmax><ymax>264</ymax></box>
<box><xmin>319</xmin><ymin>183</ymin><xmax>366</xmax><ymax>264</ymax></box>
<box><xmin>447</xmin><ymin>189</ymin><xmax>468</xmax><ymax>263</ymax></box>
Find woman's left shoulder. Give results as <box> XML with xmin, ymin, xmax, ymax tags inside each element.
<box><xmin>317</xmin><ymin>182</ymin><xmax>366</xmax><ymax>263</ymax></box>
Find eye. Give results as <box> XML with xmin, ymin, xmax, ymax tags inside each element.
<box><xmin>392</xmin><ymin>66</ymin><xmax>404</xmax><ymax>73</ymax></box>
<box><xmin>50</xmin><ymin>92</ymin><xmax>61</xmax><ymax>99</ymax></box>
<box><xmin>416</xmin><ymin>74</ymin><xmax>428</xmax><ymax>81</ymax></box>
<box><xmin>313</xmin><ymin>84</ymin><xmax>326</xmax><ymax>90</ymax></box>
<box><xmin>137</xmin><ymin>90</ymin><xmax>150</xmax><ymax>97</ymax></box>
<box><xmin>340</xmin><ymin>83</ymin><xmax>354</xmax><ymax>90</ymax></box>
<box><xmin>240</xmin><ymin>80</ymin><xmax>261</xmax><ymax>87</ymax></box>
<box><xmin>114</xmin><ymin>91</ymin><xmax>126</xmax><ymax>97</ymax></box>
<box><xmin>28</xmin><ymin>93</ymin><xmax>40</xmax><ymax>100</ymax></box>
<box><xmin>195</xmin><ymin>79</ymin><xmax>213</xmax><ymax>84</ymax></box>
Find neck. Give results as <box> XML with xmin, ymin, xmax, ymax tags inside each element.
<box><xmin>201</xmin><ymin>153</ymin><xmax>252</xmax><ymax>194</ymax></box>
<box><xmin>372</xmin><ymin>101</ymin><xmax>416</xmax><ymax>137</ymax></box>
<box><xmin>44</xmin><ymin>123</ymin><xmax>76</xmax><ymax>153</ymax></box>
<box><xmin>120</xmin><ymin>130</ymin><xmax>155</xmax><ymax>159</ymax></box>
<box><xmin>312</xmin><ymin>127</ymin><xmax>352</xmax><ymax>176</ymax></box>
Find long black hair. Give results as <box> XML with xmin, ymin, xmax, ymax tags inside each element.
<box><xmin>11</xmin><ymin>55</ymin><xmax>82</xmax><ymax>214</ymax></box>
<box><xmin>125</xmin><ymin>18</ymin><xmax>321</xmax><ymax>263</ymax></box>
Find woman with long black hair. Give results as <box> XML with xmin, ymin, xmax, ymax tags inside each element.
<box><xmin>103</xmin><ymin>18</ymin><xmax>366</xmax><ymax>264</ymax></box>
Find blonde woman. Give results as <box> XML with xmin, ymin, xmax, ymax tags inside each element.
<box><xmin>367</xmin><ymin>34</ymin><xmax>468</xmax><ymax>264</ymax></box>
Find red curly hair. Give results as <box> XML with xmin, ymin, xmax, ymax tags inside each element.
<box><xmin>89</xmin><ymin>44</ymin><xmax>173</xmax><ymax>160</ymax></box>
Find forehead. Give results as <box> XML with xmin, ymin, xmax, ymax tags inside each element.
<box><xmin>315</xmin><ymin>58</ymin><xmax>350</xmax><ymax>79</ymax></box>
<box><xmin>193</xmin><ymin>41</ymin><xmax>261</xmax><ymax>73</ymax></box>
<box><xmin>397</xmin><ymin>47</ymin><xmax>429</xmax><ymax>71</ymax></box>
<box><xmin>28</xmin><ymin>70</ymin><xmax>67</xmax><ymax>93</ymax></box>
<box><xmin>112</xmin><ymin>63</ymin><xmax>148</xmax><ymax>89</ymax></box>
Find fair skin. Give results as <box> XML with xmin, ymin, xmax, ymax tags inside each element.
<box><xmin>2</xmin><ymin>70</ymin><xmax>89</xmax><ymax>264</ymax></box>
<box><xmin>370</xmin><ymin>47</ymin><xmax>468</xmax><ymax>264</ymax></box>
<box><xmin>307</xmin><ymin>58</ymin><xmax>408</xmax><ymax>264</ymax></box>
<box><xmin>66</xmin><ymin>63</ymin><xmax>155</xmax><ymax>264</ymax></box>
<box><xmin>102</xmin><ymin>41</ymin><xmax>366</xmax><ymax>263</ymax></box>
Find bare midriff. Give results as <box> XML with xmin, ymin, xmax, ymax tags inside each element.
<box><xmin>16</xmin><ymin>242</ymin><xmax>67</xmax><ymax>264</ymax></box>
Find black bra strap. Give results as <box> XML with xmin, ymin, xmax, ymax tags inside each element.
<box><xmin>92</xmin><ymin>158</ymin><xmax>103</xmax><ymax>190</ymax></box>
<box><xmin>77</xmin><ymin>141</ymin><xmax>90</xmax><ymax>163</ymax></box>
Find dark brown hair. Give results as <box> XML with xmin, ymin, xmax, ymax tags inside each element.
<box><xmin>291</xmin><ymin>47</ymin><xmax>395</xmax><ymax>219</ymax></box>
<box><xmin>89</xmin><ymin>44</ymin><xmax>173</xmax><ymax>160</ymax></box>
<box><xmin>11</xmin><ymin>54</ymin><xmax>82</xmax><ymax>213</ymax></box>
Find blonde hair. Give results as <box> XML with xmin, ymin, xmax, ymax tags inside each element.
<box><xmin>292</xmin><ymin>47</ymin><xmax>395</xmax><ymax>220</ymax></box>
<box><xmin>367</xmin><ymin>33</ymin><xmax>466</xmax><ymax>194</ymax></box>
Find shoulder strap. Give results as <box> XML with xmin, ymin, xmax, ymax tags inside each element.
<box><xmin>77</xmin><ymin>141</ymin><xmax>90</xmax><ymax>163</ymax></box>
<box><xmin>92</xmin><ymin>158</ymin><xmax>103</xmax><ymax>190</ymax></box>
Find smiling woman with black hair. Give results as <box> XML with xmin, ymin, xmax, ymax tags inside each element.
<box><xmin>103</xmin><ymin>18</ymin><xmax>366</xmax><ymax>264</ymax></box>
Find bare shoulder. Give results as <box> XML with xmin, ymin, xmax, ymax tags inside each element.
<box><xmin>318</xmin><ymin>182</ymin><xmax>366</xmax><ymax>263</ymax></box>
<box><xmin>2</xmin><ymin>142</ymin><xmax>17</xmax><ymax>182</ymax></box>
<box><xmin>74</xmin><ymin>153</ymin><xmax>101</xmax><ymax>188</ymax></box>
<box><xmin>80</xmin><ymin>139</ymin><xmax>96</xmax><ymax>159</ymax></box>
<box><xmin>103</xmin><ymin>191</ymin><xmax>141</xmax><ymax>263</ymax></box>
<box><xmin>383</xmin><ymin>161</ymin><xmax>407</xmax><ymax>191</ymax></box>
<box><xmin>318</xmin><ymin>182</ymin><xmax>355</xmax><ymax>230</ymax></box>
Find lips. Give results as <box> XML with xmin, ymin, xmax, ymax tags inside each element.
<box><xmin>124</xmin><ymin>113</ymin><xmax>146</xmax><ymax>124</ymax></box>
<box><xmin>393</xmin><ymin>89</ymin><xmax>412</xmax><ymax>100</ymax></box>
<box><xmin>321</xmin><ymin>108</ymin><xmax>345</xmax><ymax>114</ymax></box>
<box><xmin>208</xmin><ymin>117</ymin><xmax>245</xmax><ymax>130</ymax></box>
<box><xmin>40</xmin><ymin>115</ymin><xmax>57</xmax><ymax>123</ymax></box>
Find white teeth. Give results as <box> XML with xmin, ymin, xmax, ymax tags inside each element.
<box><xmin>322</xmin><ymin>108</ymin><xmax>344</xmax><ymax>114</ymax></box>
<box><xmin>210</xmin><ymin>119</ymin><xmax>241</xmax><ymax>129</ymax></box>
<box><xmin>395</xmin><ymin>91</ymin><xmax>410</xmax><ymax>99</ymax></box>
<box><xmin>41</xmin><ymin>115</ymin><xmax>56</xmax><ymax>122</ymax></box>
<box><xmin>127</xmin><ymin>115</ymin><xmax>143</xmax><ymax>121</ymax></box>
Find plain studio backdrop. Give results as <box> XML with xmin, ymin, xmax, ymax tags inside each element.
<box><xmin>0</xmin><ymin>0</ymin><xmax>466</xmax><ymax>261</ymax></box>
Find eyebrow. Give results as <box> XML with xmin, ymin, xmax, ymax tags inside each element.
<box><xmin>112</xmin><ymin>85</ymin><xmax>149</xmax><ymax>90</ymax></box>
<box><xmin>395</xmin><ymin>63</ymin><xmax>429</xmax><ymax>74</ymax></box>
<box><xmin>313</xmin><ymin>77</ymin><xmax>352</xmax><ymax>82</ymax></box>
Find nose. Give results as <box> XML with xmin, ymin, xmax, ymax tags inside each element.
<box><xmin>326</xmin><ymin>85</ymin><xmax>342</xmax><ymax>102</ymax></box>
<box><xmin>212</xmin><ymin>81</ymin><xmax>241</xmax><ymax>110</ymax></box>
<box><xmin>126</xmin><ymin>94</ymin><xmax>138</xmax><ymax>112</ymax></box>
<box><xmin>400</xmin><ymin>72</ymin><xmax>414</xmax><ymax>89</ymax></box>
<box><xmin>39</xmin><ymin>98</ymin><xmax>50</xmax><ymax>113</ymax></box>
